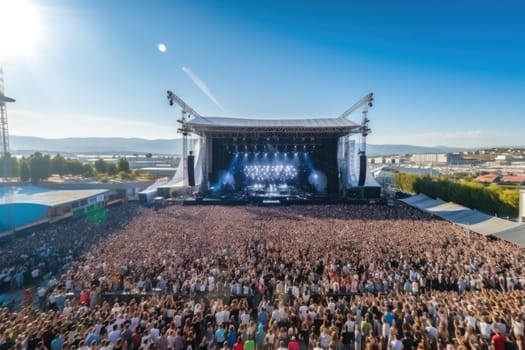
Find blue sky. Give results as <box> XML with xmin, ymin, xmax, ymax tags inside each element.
<box><xmin>1</xmin><ymin>0</ymin><xmax>524</xmax><ymax>147</ymax></box>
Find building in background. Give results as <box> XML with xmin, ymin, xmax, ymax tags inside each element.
<box><xmin>410</xmin><ymin>153</ymin><xmax>464</xmax><ymax>165</ymax></box>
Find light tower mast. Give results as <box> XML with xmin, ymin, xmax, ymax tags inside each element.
<box><xmin>0</xmin><ymin>67</ymin><xmax>16</xmax><ymax>158</ymax></box>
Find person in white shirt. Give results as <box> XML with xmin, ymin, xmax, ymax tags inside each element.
<box><xmin>174</xmin><ymin>313</ymin><xmax>183</xmax><ymax>328</ymax></box>
<box><xmin>299</xmin><ymin>303</ymin><xmax>309</xmax><ymax>318</ymax></box>
<box><xmin>512</xmin><ymin>316</ymin><xmax>524</xmax><ymax>338</ymax></box>
<box><xmin>327</xmin><ymin>298</ymin><xmax>336</xmax><ymax>314</ymax></box>
<box><xmin>167</xmin><ymin>329</ymin><xmax>176</xmax><ymax>350</ymax></box>
<box><xmin>319</xmin><ymin>327</ymin><xmax>331</xmax><ymax>349</ymax></box>
<box><xmin>216</xmin><ymin>307</ymin><xmax>225</xmax><ymax>326</ymax></box>
<box><xmin>479</xmin><ymin>316</ymin><xmax>492</xmax><ymax>340</ymax></box>
<box><xmin>223</xmin><ymin>307</ymin><xmax>231</xmax><ymax>326</ymax></box>
<box><xmin>272</xmin><ymin>306</ymin><xmax>281</xmax><ymax>323</ymax></box>
<box><xmin>150</xmin><ymin>324</ymin><xmax>160</xmax><ymax>342</ymax></box>
<box><xmin>382</xmin><ymin>316</ymin><xmax>391</xmax><ymax>343</ymax></box>
<box><xmin>390</xmin><ymin>334</ymin><xmax>403</xmax><ymax>350</ymax></box>
<box><xmin>240</xmin><ymin>310</ymin><xmax>250</xmax><ymax>326</ymax></box>
<box><xmin>130</xmin><ymin>314</ymin><xmax>140</xmax><ymax>333</ymax></box>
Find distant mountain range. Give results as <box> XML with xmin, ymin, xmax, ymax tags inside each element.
<box><xmin>10</xmin><ymin>135</ymin><xmax>471</xmax><ymax>157</ymax></box>
<box><xmin>365</xmin><ymin>144</ymin><xmax>469</xmax><ymax>156</ymax></box>
<box><xmin>11</xmin><ymin>136</ymin><xmax>182</xmax><ymax>156</ymax></box>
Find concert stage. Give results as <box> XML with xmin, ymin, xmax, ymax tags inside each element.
<box><xmin>151</xmin><ymin>92</ymin><xmax>381</xmax><ymax>204</ymax></box>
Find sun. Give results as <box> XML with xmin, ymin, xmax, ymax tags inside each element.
<box><xmin>0</xmin><ymin>0</ymin><xmax>40</xmax><ymax>62</ymax></box>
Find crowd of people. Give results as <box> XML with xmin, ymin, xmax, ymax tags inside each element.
<box><xmin>1</xmin><ymin>202</ymin><xmax>525</xmax><ymax>350</ymax></box>
<box><xmin>0</xmin><ymin>205</ymin><xmax>141</xmax><ymax>294</ymax></box>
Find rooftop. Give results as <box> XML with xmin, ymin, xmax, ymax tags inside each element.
<box><xmin>184</xmin><ymin>115</ymin><xmax>361</xmax><ymax>136</ymax></box>
<box><xmin>0</xmin><ymin>185</ymin><xmax>108</xmax><ymax>207</ymax></box>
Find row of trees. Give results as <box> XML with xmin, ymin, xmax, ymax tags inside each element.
<box><xmin>393</xmin><ymin>172</ymin><xmax>520</xmax><ymax>217</ymax></box>
<box><xmin>0</xmin><ymin>153</ymin><xmax>132</xmax><ymax>183</ymax></box>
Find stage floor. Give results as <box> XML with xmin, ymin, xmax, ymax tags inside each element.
<box><xmin>161</xmin><ymin>195</ymin><xmax>381</xmax><ymax>206</ymax></box>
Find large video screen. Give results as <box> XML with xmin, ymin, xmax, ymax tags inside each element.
<box><xmin>209</xmin><ymin>137</ymin><xmax>339</xmax><ymax>194</ymax></box>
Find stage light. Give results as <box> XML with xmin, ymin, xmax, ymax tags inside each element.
<box><xmin>308</xmin><ymin>170</ymin><xmax>327</xmax><ymax>193</ymax></box>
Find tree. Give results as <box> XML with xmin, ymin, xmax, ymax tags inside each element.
<box><xmin>51</xmin><ymin>154</ymin><xmax>68</xmax><ymax>176</ymax></box>
<box><xmin>117</xmin><ymin>157</ymin><xmax>130</xmax><ymax>173</ymax></box>
<box><xmin>68</xmin><ymin>159</ymin><xmax>85</xmax><ymax>176</ymax></box>
<box><xmin>94</xmin><ymin>158</ymin><xmax>107</xmax><ymax>174</ymax></box>
<box><xmin>82</xmin><ymin>164</ymin><xmax>94</xmax><ymax>177</ymax></box>
<box><xmin>0</xmin><ymin>153</ymin><xmax>19</xmax><ymax>178</ymax></box>
<box><xmin>29</xmin><ymin>152</ymin><xmax>51</xmax><ymax>183</ymax></box>
<box><xmin>394</xmin><ymin>171</ymin><xmax>519</xmax><ymax>217</ymax></box>
<box><xmin>106</xmin><ymin>163</ymin><xmax>118</xmax><ymax>176</ymax></box>
<box><xmin>145</xmin><ymin>153</ymin><xmax>152</xmax><ymax>159</ymax></box>
<box><xmin>20</xmin><ymin>160</ymin><xmax>30</xmax><ymax>182</ymax></box>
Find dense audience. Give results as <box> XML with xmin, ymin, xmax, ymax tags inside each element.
<box><xmin>1</xmin><ymin>202</ymin><xmax>525</xmax><ymax>350</ymax></box>
<box><xmin>0</xmin><ymin>205</ymin><xmax>140</xmax><ymax>293</ymax></box>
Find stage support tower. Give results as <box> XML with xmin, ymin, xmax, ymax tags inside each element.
<box><xmin>167</xmin><ymin>90</ymin><xmax>201</xmax><ymax>187</ymax></box>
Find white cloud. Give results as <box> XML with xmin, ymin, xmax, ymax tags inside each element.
<box><xmin>181</xmin><ymin>66</ymin><xmax>225</xmax><ymax>112</ymax></box>
<box><xmin>9</xmin><ymin>109</ymin><xmax>178</xmax><ymax>139</ymax></box>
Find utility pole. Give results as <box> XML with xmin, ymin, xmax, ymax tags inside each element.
<box><xmin>0</xmin><ymin>67</ymin><xmax>16</xmax><ymax>179</ymax></box>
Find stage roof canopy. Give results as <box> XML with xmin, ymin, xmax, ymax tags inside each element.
<box><xmin>184</xmin><ymin>115</ymin><xmax>361</xmax><ymax>136</ymax></box>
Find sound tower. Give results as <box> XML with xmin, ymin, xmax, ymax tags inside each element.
<box><xmin>358</xmin><ymin>155</ymin><xmax>367</xmax><ymax>186</ymax></box>
<box><xmin>187</xmin><ymin>154</ymin><xmax>195</xmax><ymax>187</ymax></box>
